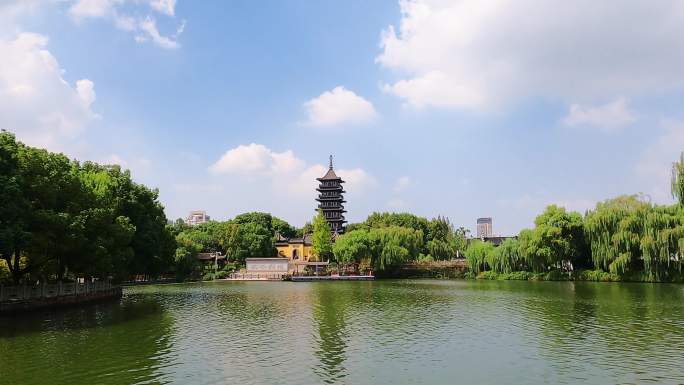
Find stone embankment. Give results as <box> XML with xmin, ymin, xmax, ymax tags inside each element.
<box><xmin>0</xmin><ymin>281</ymin><xmax>122</xmax><ymax>314</ymax></box>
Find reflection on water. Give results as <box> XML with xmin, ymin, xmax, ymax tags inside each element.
<box><xmin>1</xmin><ymin>280</ymin><xmax>684</xmax><ymax>385</ymax></box>
<box><xmin>312</xmin><ymin>284</ymin><xmax>349</xmax><ymax>384</ymax></box>
<box><xmin>0</xmin><ymin>295</ymin><xmax>173</xmax><ymax>385</ymax></box>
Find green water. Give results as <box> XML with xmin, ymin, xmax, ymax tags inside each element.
<box><xmin>1</xmin><ymin>280</ymin><xmax>683</xmax><ymax>385</ymax></box>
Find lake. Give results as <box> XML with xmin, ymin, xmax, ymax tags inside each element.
<box><xmin>1</xmin><ymin>280</ymin><xmax>684</xmax><ymax>385</ymax></box>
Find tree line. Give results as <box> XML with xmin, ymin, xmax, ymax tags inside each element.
<box><xmin>4</xmin><ymin>128</ymin><xmax>683</xmax><ymax>284</ymax></box>
<box><xmin>328</xmin><ymin>212</ymin><xmax>470</xmax><ymax>274</ymax></box>
<box><xmin>167</xmin><ymin>212</ymin><xmax>297</xmax><ymax>279</ymax></box>
<box><xmin>465</xmin><ymin>154</ymin><xmax>684</xmax><ymax>282</ymax></box>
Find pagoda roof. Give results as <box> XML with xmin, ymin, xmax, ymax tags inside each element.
<box><xmin>317</xmin><ymin>168</ymin><xmax>343</xmax><ymax>181</ymax></box>
<box><xmin>316</xmin><ymin>155</ymin><xmax>345</xmax><ymax>181</ymax></box>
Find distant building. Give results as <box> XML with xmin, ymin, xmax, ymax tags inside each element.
<box><xmin>186</xmin><ymin>210</ymin><xmax>210</xmax><ymax>226</ymax></box>
<box><xmin>316</xmin><ymin>155</ymin><xmax>347</xmax><ymax>234</ymax></box>
<box><xmin>476</xmin><ymin>217</ymin><xmax>493</xmax><ymax>238</ymax></box>
<box><xmin>276</xmin><ymin>233</ymin><xmax>314</xmax><ymax>261</ymax></box>
<box><xmin>275</xmin><ymin>233</ymin><xmax>330</xmax><ymax>275</ymax></box>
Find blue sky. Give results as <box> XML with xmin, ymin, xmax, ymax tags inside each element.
<box><xmin>2</xmin><ymin>0</ymin><xmax>684</xmax><ymax>235</ymax></box>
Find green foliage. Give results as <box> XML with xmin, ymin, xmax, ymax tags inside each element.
<box><xmin>332</xmin><ymin>229</ymin><xmax>370</xmax><ymax>264</ymax></box>
<box><xmin>576</xmin><ymin>269</ymin><xmax>621</xmax><ymax>282</ymax></box>
<box><xmin>488</xmin><ymin>238</ymin><xmax>522</xmax><ymax>273</ymax></box>
<box><xmin>365</xmin><ymin>212</ymin><xmax>430</xmax><ymax>246</ymax></box>
<box><xmin>416</xmin><ymin>253</ymin><xmax>435</xmax><ymax>263</ymax></box>
<box><xmin>465</xmin><ymin>240</ymin><xmax>495</xmax><ymax>273</ymax></box>
<box><xmin>0</xmin><ymin>131</ymin><xmax>175</xmax><ymax>283</ymax></box>
<box><xmin>672</xmin><ymin>152</ymin><xmax>684</xmax><ymax>206</ymax></box>
<box><xmin>332</xmin><ymin>226</ymin><xmax>423</xmax><ymax>272</ymax></box>
<box><xmin>272</xmin><ymin>216</ymin><xmax>297</xmax><ymax>238</ymax></box>
<box><xmin>368</xmin><ymin>226</ymin><xmax>423</xmax><ymax>271</ymax></box>
<box><xmin>311</xmin><ymin>210</ymin><xmax>333</xmax><ymax>261</ymax></box>
<box><xmin>584</xmin><ymin>196</ymin><xmax>684</xmax><ymax>280</ymax></box>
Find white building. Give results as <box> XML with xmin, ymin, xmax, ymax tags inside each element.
<box><xmin>186</xmin><ymin>210</ymin><xmax>210</xmax><ymax>226</ymax></box>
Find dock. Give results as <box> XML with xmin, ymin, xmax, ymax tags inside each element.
<box><xmin>290</xmin><ymin>275</ymin><xmax>374</xmax><ymax>282</ymax></box>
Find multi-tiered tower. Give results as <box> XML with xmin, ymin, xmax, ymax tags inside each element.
<box><xmin>316</xmin><ymin>155</ymin><xmax>346</xmax><ymax>234</ymax></box>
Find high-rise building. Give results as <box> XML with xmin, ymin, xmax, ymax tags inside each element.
<box><xmin>316</xmin><ymin>155</ymin><xmax>347</xmax><ymax>234</ymax></box>
<box><xmin>476</xmin><ymin>217</ymin><xmax>492</xmax><ymax>238</ymax></box>
<box><xmin>186</xmin><ymin>210</ymin><xmax>210</xmax><ymax>226</ymax></box>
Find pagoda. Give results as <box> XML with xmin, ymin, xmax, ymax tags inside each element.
<box><xmin>316</xmin><ymin>155</ymin><xmax>347</xmax><ymax>234</ymax></box>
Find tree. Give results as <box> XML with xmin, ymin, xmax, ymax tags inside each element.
<box><xmin>465</xmin><ymin>240</ymin><xmax>495</xmax><ymax>274</ymax></box>
<box><xmin>532</xmin><ymin>205</ymin><xmax>588</xmax><ymax>271</ymax></box>
<box><xmin>584</xmin><ymin>195</ymin><xmax>684</xmax><ymax>280</ymax></box>
<box><xmin>364</xmin><ymin>212</ymin><xmax>430</xmax><ymax>249</ymax></box>
<box><xmin>174</xmin><ymin>231</ymin><xmax>203</xmax><ymax>280</ymax></box>
<box><xmin>296</xmin><ymin>221</ymin><xmax>313</xmax><ymax>237</ymax></box>
<box><xmin>311</xmin><ymin>210</ymin><xmax>333</xmax><ymax>261</ymax></box>
<box><xmin>333</xmin><ymin>229</ymin><xmax>370</xmax><ymax>264</ymax></box>
<box><xmin>488</xmin><ymin>238</ymin><xmax>522</xmax><ymax>273</ymax></box>
<box><xmin>368</xmin><ymin>226</ymin><xmax>423</xmax><ymax>271</ymax></box>
<box><xmin>672</xmin><ymin>152</ymin><xmax>684</xmax><ymax>206</ymax></box>
<box><xmin>0</xmin><ymin>131</ymin><xmax>29</xmax><ymax>283</ymax></box>
<box><xmin>272</xmin><ymin>216</ymin><xmax>297</xmax><ymax>238</ymax></box>
<box><xmin>426</xmin><ymin>216</ymin><xmax>458</xmax><ymax>260</ymax></box>
<box><xmin>0</xmin><ymin>131</ymin><xmax>176</xmax><ymax>284</ymax></box>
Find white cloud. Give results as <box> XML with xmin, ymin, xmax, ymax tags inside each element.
<box><xmin>149</xmin><ymin>0</ymin><xmax>176</xmax><ymax>16</ymax></box>
<box><xmin>210</xmin><ymin>143</ymin><xmax>376</xmax><ymax>194</ymax></box>
<box><xmin>138</xmin><ymin>16</ymin><xmax>179</xmax><ymax>49</ymax></box>
<box><xmin>337</xmin><ymin>168</ymin><xmax>378</xmax><ymax>193</ymax></box>
<box><xmin>0</xmin><ymin>32</ymin><xmax>98</xmax><ymax>150</ymax></box>
<box><xmin>393</xmin><ymin>176</ymin><xmax>411</xmax><ymax>193</ymax></box>
<box><xmin>377</xmin><ymin>0</ymin><xmax>684</xmax><ymax>110</ymax></box>
<box><xmin>635</xmin><ymin>120</ymin><xmax>684</xmax><ymax>204</ymax></box>
<box><xmin>76</xmin><ymin>79</ymin><xmax>96</xmax><ymax>106</ymax></box>
<box><xmin>209</xmin><ymin>143</ymin><xmax>304</xmax><ymax>175</ymax></box>
<box><xmin>114</xmin><ymin>14</ymin><xmax>136</xmax><ymax>31</ymax></box>
<box><xmin>68</xmin><ymin>0</ymin><xmax>183</xmax><ymax>49</ymax></box>
<box><xmin>302</xmin><ymin>86</ymin><xmax>377</xmax><ymax>127</ymax></box>
<box><xmin>562</xmin><ymin>97</ymin><xmax>636</xmax><ymax>131</ymax></box>
<box><xmin>69</xmin><ymin>0</ymin><xmax>116</xmax><ymax>20</ymax></box>
<box><xmin>206</xmin><ymin>144</ymin><xmax>377</xmax><ymax>224</ymax></box>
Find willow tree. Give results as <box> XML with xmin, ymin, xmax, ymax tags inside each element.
<box><xmin>584</xmin><ymin>195</ymin><xmax>684</xmax><ymax>280</ymax></box>
<box><xmin>640</xmin><ymin>205</ymin><xmax>684</xmax><ymax>280</ymax></box>
<box><xmin>465</xmin><ymin>240</ymin><xmax>494</xmax><ymax>273</ymax></box>
<box><xmin>672</xmin><ymin>152</ymin><xmax>684</xmax><ymax>206</ymax></box>
<box><xmin>368</xmin><ymin>226</ymin><xmax>422</xmax><ymax>271</ymax></box>
<box><xmin>487</xmin><ymin>238</ymin><xmax>522</xmax><ymax>273</ymax></box>
<box><xmin>584</xmin><ymin>196</ymin><xmax>647</xmax><ymax>276</ymax></box>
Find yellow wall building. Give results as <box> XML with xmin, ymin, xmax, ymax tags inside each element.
<box><xmin>275</xmin><ymin>233</ymin><xmax>314</xmax><ymax>262</ymax></box>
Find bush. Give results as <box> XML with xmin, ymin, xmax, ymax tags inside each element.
<box><xmin>577</xmin><ymin>269</ymin><xmax>621</xmax><ymax>282</ymax></box>
<box><xmin>416</xmin><ymin>253</ymin><xmax>435</xmax><ymax>263</ymax></box>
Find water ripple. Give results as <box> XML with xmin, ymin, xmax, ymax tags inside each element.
<box><xmin>1</xmin><ymin>280</ymin><xmax>684</xmax><ymax>384</ymax></box>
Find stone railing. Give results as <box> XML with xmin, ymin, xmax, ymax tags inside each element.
<box><xmin>0</xmin><ymin>280</ymin><xmax>116</xmax><ymax>303</ymax></box>
<box><xmin>228</xmin><ymin>272</ymin><xmax>284</xmax><ymax>280</ymax></box>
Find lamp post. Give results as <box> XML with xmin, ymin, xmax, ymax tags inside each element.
<box><xmin>214</xmin><ymin>251</ymin><xmax>223</xmax><ymax>279</ymax></box>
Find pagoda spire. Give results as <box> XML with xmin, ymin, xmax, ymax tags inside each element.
<box><xmin>329</xmin><ymin>154</ymin><xmax>333</xmax><ymax>169</ymax></box>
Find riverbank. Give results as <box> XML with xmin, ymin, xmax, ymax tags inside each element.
<box><xmin>374</xmin><ymin>260</ymin><xmax>684</xmax><ymax>283</ymax></box>
<box><xmin>467</xmin><ymin>269</ymin><xmax>684</xmax><ymax>283</ymax></box>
